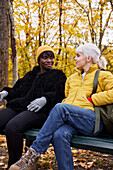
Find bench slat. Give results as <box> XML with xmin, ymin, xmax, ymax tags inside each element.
<box><xmin>71</xmin><ymin>136</ymin><xmax>113</xmax><ymax>154</ymax></box>
<box><xmin>1</xmin><ymin>128</ymin><xmax>113</xmax><ymax>155</ymax></box>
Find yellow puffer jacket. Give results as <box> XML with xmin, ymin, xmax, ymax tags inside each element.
<box><xmin>62</xmin><ymin>64</ymin><xmax>113</xmax><ymax>111</ymax></box>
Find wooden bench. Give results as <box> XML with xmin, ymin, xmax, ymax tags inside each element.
<box><xmin>1</xmin><ymin>128</ymin><xmax>113</xmax><ymax>155</ymax></box>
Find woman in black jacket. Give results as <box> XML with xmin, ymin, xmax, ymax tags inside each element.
<box><xmin>0</xmin><ymin>45</ymin><xmax>66</xmax><ymax>167</ymax></box>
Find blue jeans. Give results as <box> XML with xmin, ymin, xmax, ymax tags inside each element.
<box><xmin>31</xmin><ymin>103</ymin><xmax>103</xmax><ymax>170</ymax></box>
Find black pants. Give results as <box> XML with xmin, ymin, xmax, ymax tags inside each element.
<box><xmin>0</xmin><ymin>108</ymin><xmax>48</xmax><ymax>167</ymax></box>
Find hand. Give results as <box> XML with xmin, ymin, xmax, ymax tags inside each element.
<box><xmin>87</xmin><ymin>97</ymin><xmax>93</xmax><ymax>104</ymax></box>
<box><xmin>0</xmin><ymin>90</ymin><xmax>8</xmax><ymax>102</ymax></box>
<box><xmin>27</xmin><ymin>97</ymin><xmax>47</xmax><ymax>112</ymax></box>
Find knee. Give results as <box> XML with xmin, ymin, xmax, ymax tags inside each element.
<box><xmin>52</xmin><ymin>129</ymin><xmax>72</xmax><ymax>144</ymax></box>
<box><xmin>53</xmin><ymin>130</ymin><xmax>63</xmax><ymax>142</ymax></box>
<box><xmin>54</xmin><ymin>103</ymin><xmax>65</xmax><ymax>109</ymax></box>
<box><xmin>52</xmin><ymin>103</ymin><xmax>63</xmax><ymax>110</ymax></box>
<box><xmin>5</xmin><ymin>120</ymin><xmax>18</xmax><ymax>135</ymax></box>
<box><xmin>51</xmin><ymin>103</ymin><xmax>66</xmax><ymax>114</ymax></box>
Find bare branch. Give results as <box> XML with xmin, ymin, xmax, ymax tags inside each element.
<box><xmin>102</xmin><ymin>10</ymin><xmax>112</xmax><ymax>36</ymax></box>
<box><xmin>74</xmin><ymin>0</ymin><xmax>96</xmax><ymax>43</ymax></box>
<box><xmin>110</xmin><ymin>0</ymin><xmax>113</xmax><ymax>10</ymax></box>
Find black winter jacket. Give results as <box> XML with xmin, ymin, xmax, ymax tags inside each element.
<box><xmin>3</xmin><ymin>66</ymin><xmax>66</xmax><ymax>114</ymax></box>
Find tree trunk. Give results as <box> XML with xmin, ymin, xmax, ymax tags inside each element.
<box><xmin>58</xmin><ymin>0</ymin><xmax>62</xmax><ymax>55</ymax></box>
<box><xmin>38</xmin><ymin>0</ymin><xmax>42</xmax><ymax>46</ymax></box>
<box><xmin>0</xmin><ymin>0</ymin><xmax>9</xmax><ymax>90</ymax></box>
<box><xmin>55</xmin><ymin>0</ymin><xmax>62</xmax><ymax>66</ymax></box>
<box><xmin>9</xmin><ymin>0</ymin><xmax>17</xmax><ymax>85</ymax></box>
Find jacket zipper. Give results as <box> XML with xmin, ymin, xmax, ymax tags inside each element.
<box><xmin>72</xmin><ymin>89</ymin><xmax>79</xmax><ymax>104</ymax></box>
<box><xmin>72</xmin><ymin>78</ymin><xmax>83</xmax><ymax>104</ymax></box>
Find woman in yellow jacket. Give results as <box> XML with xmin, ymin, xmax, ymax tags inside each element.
<box><xmin>10</xmin><ymin>43</ymin><xmax>113</xmax><ymax>170</ymax></box>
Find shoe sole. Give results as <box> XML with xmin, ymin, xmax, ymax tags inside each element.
<box><xmin>9</xmin><ymin>163</ymin><xmax>37</xmax><ymax>170</ymax></box>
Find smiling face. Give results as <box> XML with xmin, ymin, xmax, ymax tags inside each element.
<box><xmin>39</xmin><ymin>51</ymin><xmax>55</xmax><ymax>73</ymax></box>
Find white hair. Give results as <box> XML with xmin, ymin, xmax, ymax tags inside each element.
<box><xmin>75</xmin><ymin>43</ymin><xmax>107</xmax><ymax>69</ymax></box>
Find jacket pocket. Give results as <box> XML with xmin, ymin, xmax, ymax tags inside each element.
<box><xmin>81</xmin><ymin>95</ymin><xmax>93</xmax><ymax>106</ymax></box>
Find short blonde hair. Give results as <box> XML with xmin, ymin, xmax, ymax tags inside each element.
<box><xmin>75</xmin><ymin>43</ymin><xmax>107</xmax><ymax>69</ymax></box>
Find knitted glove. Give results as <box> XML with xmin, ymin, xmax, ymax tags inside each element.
<box><xmin>0</xmin><ymin>90</ymin><xmax>8</xmax><ymax>102</ymax></box>
<box><xmin>27</xmin><ymin>97</ymin><xmax>47</xmax><ymax>112</ymax></box>
<box><xmin>87</xmin><ymin>97</ymin><xmax>93</xmax><ymax>104</ymax></box>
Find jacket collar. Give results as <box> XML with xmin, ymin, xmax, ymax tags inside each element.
<box><xmin>75</xmin><ymin>64</ymin><xmax>99</xmax><ymax>74</ymax></box>
<box><xmin>32</xmin><ymin>66</ymin><xmax>53</xmax><ymax>75</ymax></box>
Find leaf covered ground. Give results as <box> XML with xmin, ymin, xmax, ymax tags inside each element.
<box><xmin>0</xmin><ymin>135</ymin><xmax>113</xmax><ymax>169</ymax></box>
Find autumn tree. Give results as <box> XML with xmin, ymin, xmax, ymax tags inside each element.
<box><xmin>12</xmin><ymin>0</ymin><xmax>113</xmax><ymax>80</ymax></box>
<box><xmin>74</xmin><ymin>0</ymin><xmax>113</xmax><ymax>51</ymax></box>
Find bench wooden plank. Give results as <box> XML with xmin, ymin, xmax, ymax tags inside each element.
<box><xmin>23</xmin><ymin>129</ymin><xmax>113</xmax><ymax>155</ymax></box>
<box><xmin>1</xmin><ymin>128</ymin><xmax>113</xmax><ymax>155</ymax></box>
<box><xmin>71</xmin><ymin>136</ymin><xmax>113</xmax><ymax>155</ymax></box>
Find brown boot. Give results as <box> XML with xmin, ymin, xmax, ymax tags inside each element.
<box><xmin>9</xmin><ymin>147</ymin><xmax>40</xmax><ymax>170</ymax></box>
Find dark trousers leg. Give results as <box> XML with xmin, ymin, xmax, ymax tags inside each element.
<box><xmin>0</xmin><ymin>108</ymin><xmax>17</xmax><ymax>129</ymax></box>
<box><xmin>5</xmin><ymin>110</ymin><xmax>47</xmax><ymax>167</ymax></box>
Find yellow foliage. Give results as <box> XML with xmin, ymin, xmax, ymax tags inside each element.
<box><xmin>7</xmin><ymin>0</ymin><xmax>113</xmax><ymax>83</ymax></box>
